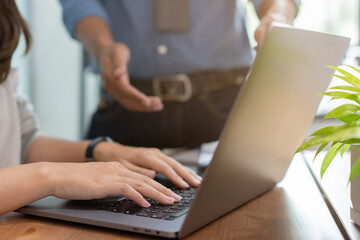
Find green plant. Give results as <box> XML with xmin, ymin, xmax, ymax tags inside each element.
<box><xmin>296</xmin><ymin>65</ymin><xmax>360</xmax><ymax>181</ymax></box>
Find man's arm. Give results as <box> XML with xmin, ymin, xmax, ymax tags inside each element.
<box><xmin>253</xmin><ymin>0</ymin><xmax>299</xmax><ymax>49</ymax></box>
<box><xmin>59</xmin><ymin>0</ymin><xmax>163</xmax><ymax>112</ymax></box>
<box><xmin>74</xmin><ymin>17</ymin><xmax>162</xmax><ymax>112</ymax></box>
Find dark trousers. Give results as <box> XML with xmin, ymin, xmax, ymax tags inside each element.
<box><xmin>87</xmin><ymin>85</ymin><xmax>241</xmax><ymax>148</ymax></box>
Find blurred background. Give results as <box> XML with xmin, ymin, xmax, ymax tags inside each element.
<box><xmin>12</xmin><ymin>0</ymin><xmax>360</xmax><ymax>141</ymax></box>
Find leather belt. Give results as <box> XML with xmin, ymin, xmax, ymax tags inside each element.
<box><xmin>130</xmin><ymin>67</ymin><xmax>250</xmax><ymax>102</ymax></box>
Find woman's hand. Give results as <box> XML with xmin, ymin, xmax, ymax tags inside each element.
<box><xmin>48</xmin><ymin>161</ymin><xmax>182</xmax><ymax>207</ymax></box>
<box><xmin>93</xmin><ymin>142</ymin><xmax>202</xmax><ymax>188</ymax></box>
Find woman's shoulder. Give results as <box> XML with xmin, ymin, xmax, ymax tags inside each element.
<box><xmin>0</xmin><ymin>69</ymin><xmax>19</xmax><ymax>92</ymax></box>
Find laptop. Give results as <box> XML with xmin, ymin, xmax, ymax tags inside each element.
<box><xmin>17</xmin><ymin>24</ymin><xmax>350</xmax><ymax>239</ymax></box>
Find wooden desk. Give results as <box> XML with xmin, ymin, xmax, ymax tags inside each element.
<box><xmin>0</xmin><ymin>155</ymin><xmax>343</xmax><ymax>240</ymax></box>
<box><xmin>304</xmin><ymin>151</ymin><xmax>360</xmax><ymax>240</ymax></box>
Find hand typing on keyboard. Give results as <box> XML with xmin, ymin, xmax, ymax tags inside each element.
<box><xmin>97</xmin><ymin>187</ymin><xmax>198</xmax><ymax>220</ymax></box>
<box><xmin>87</xmin><ymin>142</ymin><xmax>202</xmax><ymax>207</ymax></box>
<box><xmin>93</xmin><ymin>142</ymin><xmax>202</xmax><ymax>189</ymax></box>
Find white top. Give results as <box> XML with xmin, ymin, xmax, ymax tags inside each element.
<box><xmin>0</xmin><ymin>69</ymin><xmax>41</xmax><ymax>167</ymax></box>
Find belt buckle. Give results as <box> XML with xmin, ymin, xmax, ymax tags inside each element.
<box><xmin>153</xmin><ymin>74</ymin><xmax>192</xmax><ymax>102</ymax></box>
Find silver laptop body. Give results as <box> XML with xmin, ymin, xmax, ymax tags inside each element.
<box><xmin>17</xmin><ymin>25</ymin><xmax>350</xmax><ymax>239</ymax></box>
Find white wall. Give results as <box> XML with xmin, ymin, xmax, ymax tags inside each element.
<box><xmin>15</xmin><ymin>0</ymin><xmax>82</xmax><ymax>141</ymax></box>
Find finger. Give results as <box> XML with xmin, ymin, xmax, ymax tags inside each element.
<box><xmin>119</xmin><ymin>169</ymin><xmax>182</xmax><ymax>202</ymax></box>
<box><xmin>148</xmin><ymin>97</ymin><xmax>164</xmax><ymax>111</ymax></box>
<box><xmin>121</xmin><ymin>161</ymin><xmax>156</xmax><ymax>179</ymax></box>
<box><xmin>186</xmin><ymin>167</ymin><xmax>203</xmax><ymax>181</ymax></box>
<box><xmin>112</xmin><ymin>183</ymin><xmax>150</xmax><ymax>208</ymax></box>
<box><xmin>254</xmin><ymin>27</ymin><xmax>265</xmax><ymax>50</ymax></box>
<box><xmin>118</xmin><ymin>76</ymin><xmax>151</xmax><ymax>105</ymax></box>
<box><xmin>128</xmin><ymin>149</ymin><xmax>191</xmax><ymax>188</ymax></box>
<box><xmin>138</xmin><ymin>175</ymin><xmax>182</xmax><ymax>202</ymax></box>
<box><xmin>155</xmin><ymin>153</ymin><xmax>202</xmax><ymax>187</ymax></box>
<box><xmin>152</xmin><ymin>159</ymin><xmax>190</xmax><ymax>188</ymax></box>
<box><xmin>126</xmin><ymin>178</ymin><xmax>178</xmax><ymax>205</ymax></box>
<box><xmin>117</xmin><ymin>86</ymin><xmax>165</xmax><ymax>112</ymax></box>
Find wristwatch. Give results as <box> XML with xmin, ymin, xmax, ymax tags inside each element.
<box><xmin>85</xmin><ymin>136</ymin><xmax>114</xmax><ymax>159</ymax></box>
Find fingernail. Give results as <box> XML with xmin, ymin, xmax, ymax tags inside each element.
<box><xmin>165</xmin><ymin>196</ymin><xmax>176</xmax><ymax>204</ymax></box>
<box><xmin>193</xmin><ymin>178</ymin><xmax>201</xmax><ymax>185</ymax></box>
<box><xmin>147</xmin><ymin>170</ymin><xmax>156</xmax><ymax>178</ymax></box>
<box><xmin>142</xmin><ymin>200</ymin><xmax>151</xmax><ymax>208</ymax></box>
<box><xmin>181</xmin><ymin>180</ymin><xmax>190</xmax><ymax>188</ymax></box>
<box><xmin>171</xmin><ymin>192</ymin><xmax>182</xmax><ymax>201</ymax></box>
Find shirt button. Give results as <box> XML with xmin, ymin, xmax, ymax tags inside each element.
<box><xmin>157</xmin><ymin>44</ymin><xmax>168</xmax><ymax>55</ymax></box>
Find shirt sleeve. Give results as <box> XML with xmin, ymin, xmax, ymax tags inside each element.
<box><xmin>59</xmin><ymin>0</ymin><xmax>111</xmax><ymax>38</ymax></box>
<box><xmin>250</xmin><ymin>0</ymin><xmax>301</xmax><ymax>13</ymax></box>
<box><xmin>16</xmin><ymin>94</ymin><xmax>44</xmax><ymax>163</ymax></box>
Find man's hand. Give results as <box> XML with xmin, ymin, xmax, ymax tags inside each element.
<box><xmin>93</xmin><ymin>141</ymin><xmax>203</xmax><ymax>189</ymax></box>
<box><xmin>254</xmin><ymin>0</ymin><xmax>298</xmax><ymax>51</ymax></box>
<box><xmin>76</xmin><ymin>17</ymin><xmax>163</xmax><ymax>112</ymax></box>
<box><xmin>254</xmin><ymin>13</ymin><xmax>289</xmax><ymax>51</ymax></box>
<box><xmin>99</xmin><ymin>43</ymin><xmax>164</xmax><ymax>112</ymax></box>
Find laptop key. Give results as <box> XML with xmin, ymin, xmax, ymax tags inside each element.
<box><xmin>150</xmin><ymin>212</ymin><xmax>169</xmax><ymax>219</ymax></box>
<box><xmin>170</xmin><ymin>206</ymin><xmax>183</xmax><ymax>211</ymax></box>
<box><xmin>124</xmin><ymin>206</ymin><xmax>143</xmax><ymax>215</ymax></box>
<box><xmin>169</xmin><ymin>207</ymin><xmax>189</xmax><ymax>218</ymax></box>
<box><xmin>136</xmin><ymin>211</ymin><xmax>153</xmax><ymax>217</ymax></box>
<box><xmin>163</xmin><ymin>209</ymin><xmax>174</xmax><ymax>213</ymax></box>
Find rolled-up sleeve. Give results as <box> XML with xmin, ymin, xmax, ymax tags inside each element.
<box><xmin>59</xmin><ymin>0</ymin><xmax>111</xmax><ymax>38</ymax></box>
<box><xmin>250</xmin><ymin>0</ymin><xmax>301</xmax><ymax>13</ymax></box>
<box><xmin>16</xmin><ymin>95</ymin><xmax>44</xmax><ymax>163</ymax></box>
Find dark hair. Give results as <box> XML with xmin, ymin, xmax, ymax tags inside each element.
<box><xmin>0</xmin><ymin>0</ymin><xmax>31</xmax><ymax>83</ymax></box>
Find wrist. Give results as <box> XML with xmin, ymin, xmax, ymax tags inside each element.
<box><xmin>86</xmin><ymin>136</ymin><xmax>114</xmax><ymax>161</ymax></box>
<box><xmin>36</xmin><ymin>162</ymin><xmax>58</xmax><ymax>197</ymax></box>
<box><xmin>95</xmin><ymin>39</ymin><xmax>114</xmax><ymax>63</ymax></box>
<box><xmin>92</xmin><ymin>141</ymin><xmax>115</xmax><ymax>162</ymax></box>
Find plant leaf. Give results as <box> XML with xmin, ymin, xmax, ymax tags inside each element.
<box><xmin>350</xmin><ymin>155</ymin><xmax>360</xmax><ymax>181</ymax></box>
<box><xmin>331</xmin><ymin>74</ymin><xmax>360</xmax><ymax>89</ymax></box>
<box><xmin>340</xmin><ymin>144</ymin><xmax>350</xmax><ymax>157</ymax></box>
<box><xmin>320</xmin><ymin>142</ymin><xmax>344</xmax><ymax>178</ymax></box>
<box><xmin>323</xmin><ymin>104</ymin><xmax>360</xmax><ymax>120</ymax></box>
<box><xmin>345</xmin><ymin>65</ymin><xmax>360</xmax><ymax>77</ymax></box>
<box><xmin>296</xmin><ymin>127</ymin><xmax>360</xmax><ymax>153</ymax></box>
<box><xmin>329</xmin><ymin>85</ymin><xmax>360</xmax><ymax>92</ymax></box>
<box><xmin>313</xmin><ymin>143</ymin><xmax>328</xmax><ymax>162</ymax></box>
<box><xmin>310</xmin><ymin>126</ymin><xmax>341</xmax><ymax>137</ymax></box>
<box><xmin>338</xmin><ymin>114</ymin><xmax>360</xmax><ymax>123</ymax></box>
<box><xmin>322</xmin><ymin>91</ymin><xmax>360</xmax><ymax>104</ymax></box>
<box><xmin>328</xmin><ymin>65</ymin><xmax>360</xmax><ymax>88</ymax></box>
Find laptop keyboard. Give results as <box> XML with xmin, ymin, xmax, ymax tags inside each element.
<box><xmin>96</xmin><ymin>187</ymin><xmax>197</xmax><ymax>221</ymax></box>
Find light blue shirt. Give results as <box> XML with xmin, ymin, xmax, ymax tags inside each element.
<box><xmin>59</xmin><ymin>0</ymin><xmax>299</xmax><ymax>79</ymax></box>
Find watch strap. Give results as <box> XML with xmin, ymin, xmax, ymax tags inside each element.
<box><xmin>86</xmin><ymin>136</ymin><xmax>113</xmax><ymax>159</ymax></box>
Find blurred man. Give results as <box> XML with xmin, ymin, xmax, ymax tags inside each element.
<box><xmin>59</xmin><ymin>0</ymin><xmax>300</xmax><ymax>148</ymax></box>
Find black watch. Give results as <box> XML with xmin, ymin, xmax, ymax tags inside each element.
<box><xmin>85</xmin><ymin>136</ymin><xmax>114</xmax><ymax>159</ymax></box>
